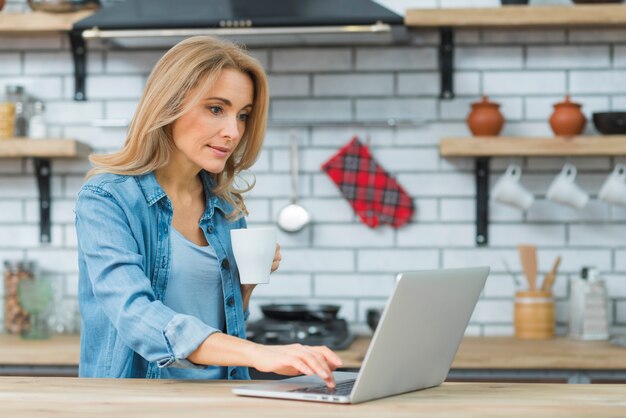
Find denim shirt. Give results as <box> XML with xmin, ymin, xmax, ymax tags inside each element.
<box><xmin>75</xmin><ymin>170</ymin><xmax>250</xmax><ymax>380</ymax></box>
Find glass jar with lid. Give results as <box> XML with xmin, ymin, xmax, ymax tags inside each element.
<box><xmin>5</xmin><ymin>85</ymin><xmax>28</xmax><ymax>137</ymax></box>
<box><xmin>3</xmin><ymin>260</ymin><xmax>36</xmax><ymax>334</ymax></box>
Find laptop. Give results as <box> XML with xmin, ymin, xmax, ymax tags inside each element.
<box><xmin>232</xmin><ymin>266</ymin><xmax>490</xmax><ymax>404</ymax></box>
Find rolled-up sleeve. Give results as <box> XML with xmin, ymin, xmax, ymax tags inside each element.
<box><xmin>76</xmin><ymin>186</ymin><xmax>217</xmax><ymax>369</ymax></box>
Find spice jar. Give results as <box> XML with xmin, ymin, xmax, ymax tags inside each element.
<box><xmin>3</xmin><ymin>260</ymin><xmax>36</xmax><ymax>334</ymax></box>
<box><xmin>0</xmin><ymin>96</ymin><xmax>16</xmax><ymax>140</ymax></box>
<box><xmin>5</xmin><ymin>85</ymin><xmax>28</xmax><ymax>137</ymax></box>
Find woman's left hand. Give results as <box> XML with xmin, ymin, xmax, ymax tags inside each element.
<box><xmin>241</xmin><ymin>243</ymin><xmax>281</xmax><ymax>295</ymax></box>
<box><xmin>271</xmin><ymin>242</ymin><xmax>281</xmax><ymax>273</ymax></box>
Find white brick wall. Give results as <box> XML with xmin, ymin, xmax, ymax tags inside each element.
<box><xmin>2</xmin><ymin>4</ymin><xmax>626</xmax><ymax>334</ymax></box>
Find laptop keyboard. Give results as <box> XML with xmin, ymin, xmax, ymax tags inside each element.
<box><xmin>289</xmin><ymin>379</ymin><xmax>355</xmax><ymax>396</ymax></box>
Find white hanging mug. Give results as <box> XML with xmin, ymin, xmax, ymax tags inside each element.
<box><xmin>599</xmin><ymin>164</ymin><xmax>626</xmax><ymax>207</ymax></box>
<box><xmin>546</xmin><ymin>163</ymin><xmax>589</xmax><ymax>209</ymax></box>
<box><xmin>490</xmin><ymin>164</ymin><xmax>534</xmax><ymax>210</ymax></box>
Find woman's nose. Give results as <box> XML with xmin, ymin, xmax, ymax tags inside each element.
<box><xmin>221</xmin><ymin>116</ymin><xmax>241</xmax><ymax>141</ymax></box>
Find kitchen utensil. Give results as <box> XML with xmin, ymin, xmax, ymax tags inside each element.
<box><xmin>546</xmin><ymin>163</ymin><xmax>589</xmax><ymax>210</ymax></box>
<box><xmin>276</xmin><ymin>131</ymin><xmax>311</xmax><ymax>233</ymax></box>
<box><xmin>230</xmin><ymin>227</ymin><xmax>276</xmax><ymax>285</ymax></box>
<box><xmin>569</xmin><ymin>266</ymin><xmax>610</xmax><ymax>340</ymax></box>
<box><xmin>541</xmin><ymin>256</ymin><xmax>561</xmax><ymax>291</ymax></box>
<box><xmin>549</xmin><ymin>95</ymin><xmax>586</xmax><ymax>136</ymax></box>
<box><xmin>501</xmin><ymin>257</ymin><xmax>523</xmax><ymax>288</ymax></box>
<box><xmin>260</xmin><ymin>304</ymin><xmax>341</xmax><ymax>322</ymax></box>
<box><xmin>366</xmin><ymin>307</ymin><xmax>383</xmax><ymax>332</ymax></box>
<box><xmin>27</xmin><ymin>0</ymin><xmax>100</xmax><ymax>13</ymax></box>
<box><xmin>514</xmin><ymin>290</ymin><xmax>555</xmax><ymax>340</ymax></box>
<box><xmin>490</xmin><ymin>164</ymin><xmax>534</xmax><ymax>210</ymax></box>
<box><xmin>501</xmin><ymin>0</ymin><xmax>529</xmax><ymax>4</ymax></box>
<box><xmin>518</xmin><ymin>244</ymin><xmax>537</xmax><ymax>291</ymax></box>
<box><xmin>466</xmin><ymin>96</ymin><xmax>504</xmax><ymax>136</ymax></box>
<box><xmin>18</xmin><ymin>277</ymin><xmax>52</xmax><ymax>339</ymax></box>
<box><xmin>599</xmin><ymin>164</ymin><xmax>626</xmax><ymax>207</ymax></box>
<box><xmin>592</xmin><ymin>112</ymin><xmax>626</xmax><ymax>134</ymax></box>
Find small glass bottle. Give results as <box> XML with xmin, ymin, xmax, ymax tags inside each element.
<box><xmin>28</xmin><ymin>101</ymin><xmax>47</xmax><ymax>139</ymax></box>
<box><xmin>5</xmin><ymin>85</ymin><xmax>28</xmax><ymax>137</ymax></box>
<box><xmin>0</xmin><ymin>95</ymin><xmax>15</xmax><ymax>140</ymax></box>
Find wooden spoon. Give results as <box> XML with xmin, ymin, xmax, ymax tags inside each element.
<box><xmin>518</xmin><ymin>245</ymin><xmax>537</xmax><ymax>291</ymax></box>
<box><xmin>541</xmin><ymin>256</ymin><xmax>562</xmax><ymax>292</ymax></box>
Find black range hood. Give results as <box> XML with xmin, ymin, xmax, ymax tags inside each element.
<box><xmin>74</xmin><ymin>0</ymin><xmax>403</xmax><ymax>31</ymax></box>
<box><xmin>73</xmin><ymin>0</ymin><xmax>404</xmax><ymax>46</ymax></box>
<box><xmin>69</xmin><ymin>0</ymin><xmax>405</xmax><ymax>100</ymax></box>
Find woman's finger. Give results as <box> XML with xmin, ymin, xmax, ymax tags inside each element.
<box><xmin>316</xmin><ymin>346</ymin><xmax>343</xmax><ymax>369</ymax></box>
<box><xmin>301</xmin><ymin>348</ymin><xmax>335</xmax><ymax>388</ymax></box>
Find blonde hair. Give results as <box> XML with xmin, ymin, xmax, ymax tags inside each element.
<box><xmin>87</xmin><ymin>36</ymin><xmax>269</xmax><ymax>219</ymax></box>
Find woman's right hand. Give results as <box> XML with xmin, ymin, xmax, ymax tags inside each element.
<box><xmin>251</xmin><ymin>343</ymin><xmax>343</xmax><ymax>388</ymax></box>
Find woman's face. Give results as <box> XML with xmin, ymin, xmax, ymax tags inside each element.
<box><xmin>171</xmin><ymin>68</ymin><xmax>254</xmax><ymax>174</ymax></box>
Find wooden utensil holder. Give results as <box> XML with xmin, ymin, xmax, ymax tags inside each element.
<box><xmin>514</xmin><ymin>290</ymin><xmax>555</xmax><ymax>339</ymax></box>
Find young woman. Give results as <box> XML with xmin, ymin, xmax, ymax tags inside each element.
<box><xmin>75</xmin><ymin>36</ymin><xmax>341</xmax><ymax>387</ymax></box>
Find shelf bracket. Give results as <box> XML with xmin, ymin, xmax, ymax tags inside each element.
<box><xmin>69</xmin><ymin>30</ymin><xmax>87</xmax><ymax>101</ymax></box>
<box><xmin>475</xmin><ymin>158</ymin><xmax>489</xmax><ymax>246</ymax></box>
<box><xmin>34</xmin><ymin>158</ymin><xmax>52</xmax><ymax>244</ymax></box>
<box><xmin>439</xmin><ymin>27</ymin><xmax>454</xmax><ymax>100</ymax></box>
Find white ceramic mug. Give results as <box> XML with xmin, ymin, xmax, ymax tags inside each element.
<box><xmin>546</xmin><ymin>163</ymin><xmax>589</xmax><ymax>209</ymax></box>
<box><xmin>490</xmin><ymin>164</ymin><xmax>534</xmax><ymax>210</ymax></box>
<box><xmin>599</xmin><ymin>164</ymin><xmax>626</xmax><ymax>207</ymax></box>
<box><xmin>230</xmin><ymin>227</ymin><xmax>277</xmax><ymax>285</ymax></box>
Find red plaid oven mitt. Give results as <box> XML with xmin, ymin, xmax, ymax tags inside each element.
<box><xmin>321</xmin><ymin>137</ymin><xmax>414</xmax><ymax>228</ymax></box>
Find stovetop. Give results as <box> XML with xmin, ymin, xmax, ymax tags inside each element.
<box><xmin>246</xmin><ymin>318</ymin><xmax>354</xmax><ymax>350</ymax></box>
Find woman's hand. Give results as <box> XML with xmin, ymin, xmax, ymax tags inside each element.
<box><xmin>251</xmin><ymin>343</ymin><xmax>343</xmax><ymax>388</ymax></box>
<box><xmin>271</xmin><ymin>242</ymin><xmax>281</xmax><ymax>273</ymax></box>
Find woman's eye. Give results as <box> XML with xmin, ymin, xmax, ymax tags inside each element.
<box><xmin>208</xmin><ymin>106</ymin><xmax>223</xmax><ymax>115</ymax></box>
<box><xmin>238</xmin><ymin>113</ymin><xmax>249</xmax><ymax>122</ymax></box>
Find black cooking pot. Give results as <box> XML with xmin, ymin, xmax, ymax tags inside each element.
<box><xmin>260</xmin><ymin>304</ymin><xmax>341</xmax><ymax>322</ymax></box>
<box><xmin>593</xmin><ymin>112</ymin><xmax>626</xmax><ymax>134</ymax></box>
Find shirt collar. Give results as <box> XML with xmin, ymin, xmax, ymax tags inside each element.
<box><xmin>135</xmin><ymin>171</ymin><xmax>234</xmax><ymax>218</ymax></box>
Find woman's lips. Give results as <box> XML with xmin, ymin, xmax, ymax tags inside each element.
<box><xmin>208</xmin><ymin>145</ymin><xmax>229</xmax><ymax>158</ymax></box>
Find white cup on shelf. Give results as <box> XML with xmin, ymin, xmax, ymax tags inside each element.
<box><xmin>490</xmin><ymin>164</ymin><xmax>534</xmax><ymax>210</ymax></box>
<box><xmin>546</xmin><ymin>163</ymin><xmax>589</xmax><ymax>210</ymax></box>
<box><xmin>599</xmin><ymin>164</ymin><xmax>626</xmax><ymax>207</ymax></box>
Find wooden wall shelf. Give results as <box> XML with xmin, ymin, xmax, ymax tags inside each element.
<box><xmin>405</xmin><ymin>5</ymin><xmax>626</xmax><ymax>28</ymax></box>
<box><xmin>439</xmin><ymin>136</ymin><xmax>626</xmax><ymax>247</ymax></box>
<box><xmin>0</xmin><ymin>139</ymin><xmax>91</xmax><ymax>244</ymax></box>
<box><xmin>0</xmin><ymin>139</ymin><xmax>90</xmax><ymax>158</ymax></box>
<box><xmin>0</xmin><ymin>11</ymin><xmax>93</xmax><ymax>34</ymax></box>
<box><xmin>405</xmin><ymin>4</ymin><xmax>626</xmax><ymax>99</ymax></box>
<box><xmin>440</xmin><ymin>136</ymin><xmax>626</xmax><ymax>157</ymax></box>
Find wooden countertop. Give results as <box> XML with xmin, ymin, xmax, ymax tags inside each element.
<box><xmin>2</xmin><ymin>334</ymin><xmax>625</xmax><ymax>370</ymax></box>
<box><xmin>0</xmin><ymin>377</ymin><xmax>624</xmax><ymax>417</ymax></box>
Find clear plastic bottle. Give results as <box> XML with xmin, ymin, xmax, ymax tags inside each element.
<box><xmin>28</xmin><ymin>101</ymin><xmax>47</xmax><ymax>139</ymax></box>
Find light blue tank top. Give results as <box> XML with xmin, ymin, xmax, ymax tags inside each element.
<box><xmin>160</xmin><ymin>227</ymin><xmax>227</xmax><ymax>380</ymax></box>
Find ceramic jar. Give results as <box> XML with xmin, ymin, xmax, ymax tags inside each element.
<box><xmin>549</xmin><ymin>95</ymin><xmax>586</xmax><ymax>136</ymax></box>
<box><xmin>466</xmin><ymin>96</ymin><xmax>505</xmax><ymax>136</ymax></box>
